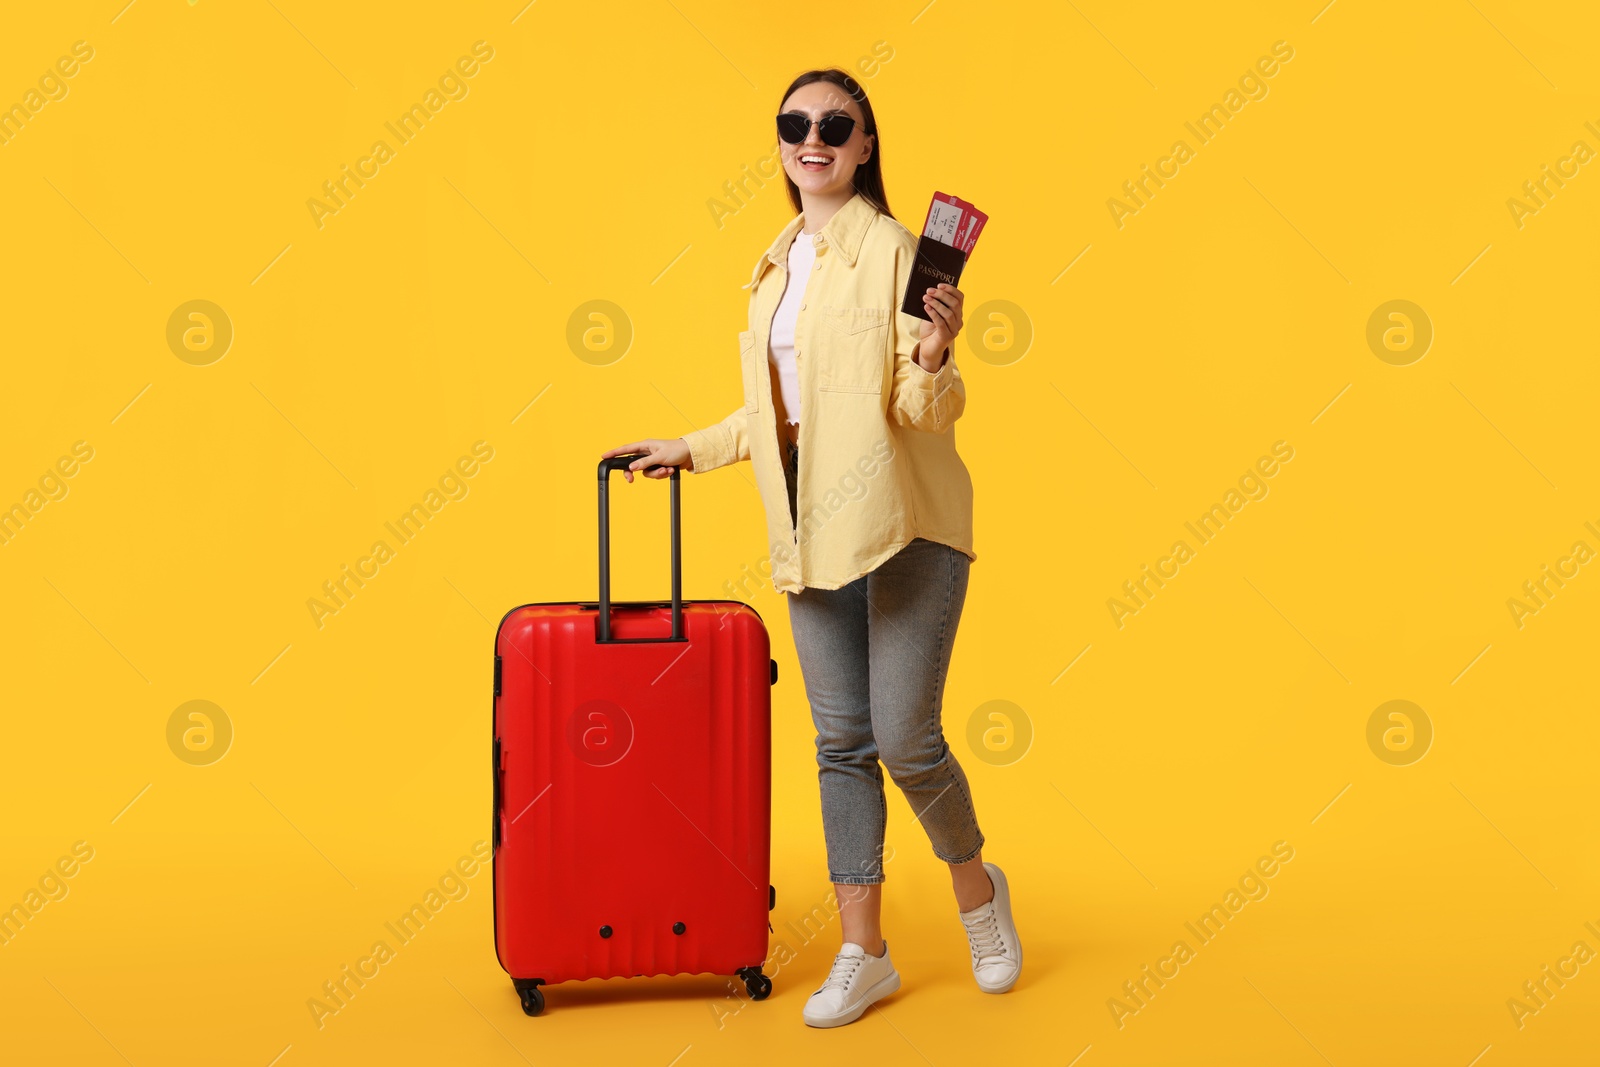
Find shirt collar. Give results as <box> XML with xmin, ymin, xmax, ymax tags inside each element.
<box><xmin>748</xmin><ymin>191</ymin><xmax>878</xmax><ymax>287</ymax></box>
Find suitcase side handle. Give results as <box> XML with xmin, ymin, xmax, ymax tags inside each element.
<box><xmin>596</xmin><ymin>454</ymin><xmax>684</xmax><ymax>643</ymax></box>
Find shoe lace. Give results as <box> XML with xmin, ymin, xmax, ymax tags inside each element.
<box><xmin>965</xmin><ymin>907</ymin><xmax>1006</xmax><ymax>964</ymax></box>
<box><xmin>820</xmin><ymin>951</ymin><xmax>865</xmax><ymax>992</ymax></box>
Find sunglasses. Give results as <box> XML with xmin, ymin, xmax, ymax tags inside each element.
<box><xmin>776</xmin><ymin>111</ymin><xmax>866</xmax><ymax>147</ymax></box>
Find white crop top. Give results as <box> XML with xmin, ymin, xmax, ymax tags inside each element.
<box><xmin>768</xmin><ymin>229</ymin><xmax>817</xmax><ymax>426</ymax></box>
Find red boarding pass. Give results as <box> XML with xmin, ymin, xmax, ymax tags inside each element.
<box><xmin>957</xmin><ymin>204</ymin><xmax>987</xmax><ymax>256</ymax></box>
<box><xmin>923</xmin><ymin>190</ymin><xmax>966</xmax><ymax>247</ymax></box>
<box><xmin>922</xmin><ymin>190</ymin><xmax>986</xmax><ymax>258</ymax></box>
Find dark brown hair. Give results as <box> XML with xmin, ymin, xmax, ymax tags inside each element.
<box><xmin>778</xmin><ymin>69</ymin><xmax>893</xmax><ymax>220</ymax></box>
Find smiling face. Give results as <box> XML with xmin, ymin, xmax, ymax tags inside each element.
<box><xmin>778</xmin><ymin>81</ymin><xmax>874</xmax><ymax>201</ymax></box>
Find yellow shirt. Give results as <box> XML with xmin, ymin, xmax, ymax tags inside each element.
<box><xmin>681</xmin><ymin>190</ymin><xmax>975</xmax><ymax>594</ymax></box>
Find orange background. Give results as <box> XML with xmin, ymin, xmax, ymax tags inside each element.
<box><xmin>2</xmin><ymin>1</ymin><xmax>1598</xmax><ymax>1064</ymax></box>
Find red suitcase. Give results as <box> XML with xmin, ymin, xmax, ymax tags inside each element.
<box><xmin>492</xmin><ymin>455</ymin><xmax>776</xmax><ymax>1016</ymax></box>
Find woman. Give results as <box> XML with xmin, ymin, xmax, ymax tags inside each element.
<box><xmin>601</xmin><ymin>68</ymin><xmax>1019</xmax><ymax>1027</ymax></box>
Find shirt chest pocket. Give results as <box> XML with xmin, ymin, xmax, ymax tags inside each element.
<box><xmin>817</xmin><ymin>306</ymin><xmax>889</xmax><ymax>394</ymax></box>
<box><xmin>738</xmin><ymin>329</ymin><xmax>760</xmax><ymax>412</ymax></box>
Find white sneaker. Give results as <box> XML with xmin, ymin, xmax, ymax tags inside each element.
<box><xmin>959</xmin><ymin>862</ymin><xmax>1022</xmax><ymax>993</ymax></box>
<box><xmin>802</xmin><ymin>940</ymin><xmax>902</xmax><ymax>1027</ymax></box>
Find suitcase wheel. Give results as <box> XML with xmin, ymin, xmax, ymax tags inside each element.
<box><xmin>738</xmin><ymin>967</ymin><xmax>772</xmax><ymax>1001</ymax></box>
<box><xmin>513</xmin><ymin>978</ymin><xmax>546</xmax><ymax>1017</ymax></box>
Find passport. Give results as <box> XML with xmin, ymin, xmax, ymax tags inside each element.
<box><xmin>901</xmin><ymin>190</ymin><xmax>985</xmax><ymax>321</ymax></box>
<box><xmin>900</xmin><ymin>235</ymin><xmax>967</xmax><ymax>321</ymax></box>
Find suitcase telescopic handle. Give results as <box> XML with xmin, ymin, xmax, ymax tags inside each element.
<box><xmin>596</xmin><ymin>454</ymin><xmax>684</xmax><ymax>643</ymax></box>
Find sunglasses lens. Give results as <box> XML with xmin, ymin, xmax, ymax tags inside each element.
<box><xmin>776</xmin><ymin>114</ymin><xmax>809</xmax><ymax>144</ymax></box>
<box><xmin>819</xmin><ymin>115</ymin><xmax>857</xmax><ymax>146</ymax></box>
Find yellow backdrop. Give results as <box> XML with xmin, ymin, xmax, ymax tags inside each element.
<box><xmin>2</xmin><ymin>1</ymin><xmax>1597</xmax><ymax>1064</ymax></box>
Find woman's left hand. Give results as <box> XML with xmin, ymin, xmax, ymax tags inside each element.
<box><xmin>918</xmin><ymin>283</ymin><xmax>965</xmax><ymax>370</ymax></box>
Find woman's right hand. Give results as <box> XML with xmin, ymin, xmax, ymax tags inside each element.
<box><xmin>600</xmin><ymin>438</ymin><xmax>693</xmax><ymax>483</ymax></box>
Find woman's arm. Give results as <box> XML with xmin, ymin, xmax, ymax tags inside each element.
<box><xmin>680</xmin><ymin>405</ymin><xmax>750</xmax><ymax>473</ymax></box>
<box><xmin>888</xmin><ymin>239</ymin><xmax>967</xmax><ymax>433</ymax></box>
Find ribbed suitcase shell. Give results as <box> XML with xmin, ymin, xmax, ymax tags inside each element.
<box><xmin>493</xmin><ymin>599</ymin><xmax>772</xmax><ymax>987</ymax></box>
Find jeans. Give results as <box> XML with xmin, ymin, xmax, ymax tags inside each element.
<box><xmin>784</xmin><ymin>437</ymin><xmax>800</xmax><ymax>531</ymax></box>
<box><xmin>783</xmin><ymin>439</ymin><xmax>984</xmax><ymax>885</ymax></box>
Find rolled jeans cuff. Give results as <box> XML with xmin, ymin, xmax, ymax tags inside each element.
<box><xmin>932</xmin><ymin>832</ymin><xmax>986</xmax><ymax>867</ymax></box>
<box><xmin>830</xmin><ymin>872</ymin><xmax>886</xmax><ymax>886</ymax></box>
